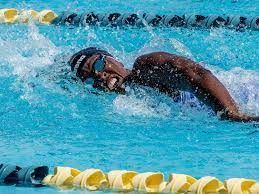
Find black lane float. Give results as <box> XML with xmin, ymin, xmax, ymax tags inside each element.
<box><xmin>0</xmin><ymin>164</ymin><xmax>48</xmax><ymax>186</ymax></box>
<box><xmin>53</xmin><ymin>11</ymin><xmax>259</xmax><ymax>31</ymax></box>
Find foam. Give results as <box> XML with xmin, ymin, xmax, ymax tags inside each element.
<box><xmin>0</xmin><ymin>23</ymin><xmax>59</xmax><ymax>102</ymax></box>
<box><xmin>113</xmin><ymin>87</ymin><xmax>171</xmax><ymax>118</ymax></box>
<box><xmin>212</xmin><ymin>67</ymin><xmax>259</xmax><ymax>116</ymax></box>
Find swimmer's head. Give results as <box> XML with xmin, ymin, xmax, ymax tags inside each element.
<box><xmin>69</xmin><ymin>47</ymin><xmax>130</xmax><ymax>93</ymax></box>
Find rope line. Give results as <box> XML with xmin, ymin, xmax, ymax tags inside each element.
<box><xmin>0</xmin><ymin>8</ymin><xmax>258</xmax><ymax>31</ymax></box>
<box><xmin>53</xmin><ymin>11</ymin><xmax>259</xmax><ymax>31</ymax></box>
<box><xmin>0</xmin><ymin>164</ymin><xmax>48</xmax><ymax>186</ymax></box>
<box><xmin>1</xmin><ymin>164</ymin><xmax>259</xmax><ymax>193</ymax></box>
<box><xmin>42</xmin><ymin>167</ymin><xmax>259</xmax><ymax>193</ymax></box>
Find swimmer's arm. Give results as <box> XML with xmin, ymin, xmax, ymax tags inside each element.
<box><xmin>226</xmin><ymin>112</ymin><xmax>259</xmax><ymax>122</ymax></box>
<box><xmin>174</xmin><ymin>57</ymin><xmax>259</xmax><ymax>122</ymax></box>
<box><xmin>134</xmin><ymin>52</ymin><xmax>258</xmax><ymax>122</ymax></box>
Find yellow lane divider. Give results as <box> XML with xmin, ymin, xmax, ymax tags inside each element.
<box><xmin>37</xmin><ymin>10</ymin><xmax>57</xmax><ymax>24</ymax></box>
<box><xmin>42</xmin><ymin>166</ymin><xmax>259</xmax><ymax>194</ymax></box>
<box><xmin>225</xmin><ymin>178</ymin><xmax>257</xmax><ymax>194</ymax></box>
<box><xmin>107</xmin><ymin>170</ymin><xmax>137</xmax><ymax>191</ymax></box>
<box><xmin>0</xmin><ymin>8</ymin><xmax>57</xmax><ymax>24</ymax></box>
<box><xmin>0</xmin><ymin>8</ymin><xmax>18</xmax><ymax>23</ymax></box>
<box><xmin>164</xmin><ymin>173</ymin><xmax>197</xmax><ymax>193</ymax></box>
<box><xmin>16</xmin><ymin>10</ymin><xmax>38</xmax><ymax>23</ymax></box>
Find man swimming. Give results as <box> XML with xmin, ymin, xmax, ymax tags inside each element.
<box><xmin>69</xmin><ymin>47</ymin><xmax>259</xmax><ymax>122</ymax></box>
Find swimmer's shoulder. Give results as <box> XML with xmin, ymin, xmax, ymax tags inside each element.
<box><xmin>133</xmin><ymin>52</ymin><xmax>172</xmax><ymax>69</ymax></box>
<box><xmin>134</xmin><ymin>52</ymin><xmax>175</xmax><ymax>63</ymax></box>
<box><xmin>133</xmin><ymin>51</ymin><xmax>193</xmax><ymax>71</ymax></box>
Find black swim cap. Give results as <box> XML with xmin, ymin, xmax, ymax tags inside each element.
<box><xmin>69</xmin><ymin>47</ymin><xmax>113</xmax><ymax>73</ymax></box>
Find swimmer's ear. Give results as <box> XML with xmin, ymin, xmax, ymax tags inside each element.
<box><xmin>80</xmin><ymin>54</ymin><xmax>100</xmax><ymax>74</ymax></box>
<box><xmin>76</xmin><ymin>55</ymin><xmax>100</xmax><ymax>81</ymax></box>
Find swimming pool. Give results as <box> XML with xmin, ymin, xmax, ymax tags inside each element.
<box><xmin>0</xmin><ymin>0</ymin><xmax>258</xmax><ymax>193</ymax></box>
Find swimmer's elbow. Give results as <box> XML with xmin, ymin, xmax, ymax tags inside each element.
<box><xmin>241</xmin><ymin>116</ymin><xmax>259</xmax><ymax>122</ymax></box>
<box><xmin>227</xmin><ymin>113</ymin><xmax>259</xmax><ymax>122</ymax></box>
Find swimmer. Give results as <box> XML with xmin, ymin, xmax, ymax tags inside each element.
<box><xmin>69</xmin><ymin>47</ymin><xmax>259</xmax><ymax>122</ymax></box>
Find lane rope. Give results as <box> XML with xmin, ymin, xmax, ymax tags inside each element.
<box><xmin>1</xmin><ymin>164</ymin><xmax>259</xmax><ymax>193</ymax></box>
<box><xmin>0</xmin><ymin>164</ymin><xmax>48</xmax><ymax>186</ymax></box>
<box><xmin>42</xmin><ymin>167</ymin><xmax>259</xmax><ymax>193</ymax></box>
<box><xmin>0</xmin><ymin>8</ymin><xmax>258</xmax><ymax>31</ymax></box>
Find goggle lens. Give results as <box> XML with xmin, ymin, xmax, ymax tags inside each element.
<box><xmin>93</xmin><ymin>56</ymin><xmax>106</xmax><ymax>72</ymax></box>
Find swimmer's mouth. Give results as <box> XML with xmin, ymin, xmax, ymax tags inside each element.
<box><xmin>107</xmin><ymin>77</ymin><xmax>126</xmax><ymax>94</ymax></box>
<box><xmin>94</xmin><ymin>77</ymin><xmax>125</xmax><ymax>93</ymax></box>
<box><xmin>107</xmin><ymin>77</ymin><xmax>119</xmax><ymax>90</ymax></box>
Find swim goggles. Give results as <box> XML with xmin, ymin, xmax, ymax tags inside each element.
<box><xmin>92</xmin><ymin>55</ymin><xmax>106</xmax><ymax>73</ymax></box>
<box><xmin>77</xmin><ymin>55</ymin><xmax>106</xmax><ymax>84</ymax></box>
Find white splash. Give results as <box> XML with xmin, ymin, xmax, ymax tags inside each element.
<box><xmin>169</xmin><ymin>38</ymin><xmax>194</xmax><ymax>59</ymax></box>
<box><xmin>0</xmin><ymin>23</ymin><xmax>59</xmax><ymax>102</ymax></box>
<box><xmin>113</xmin><ymin>87</ymin><xmax>171</xmax><ymax>118</ymax></box>
<box><xmin>212</xmin><ymin>67</ymin><xmax>259</xmax><ymax>116</ymax></box>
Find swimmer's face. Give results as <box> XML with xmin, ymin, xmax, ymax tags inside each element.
<box><xmin>77</xmin><ymin>54</ymin><xmax>130</xmax><ymax>93</ymax></box>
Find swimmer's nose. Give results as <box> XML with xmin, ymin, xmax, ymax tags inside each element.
<box><xmin>92</xmin><ymin>72</ymin><xmax>111</xmax><ymax>90</ymax></box>
<box><xmin>95</xmin><ymin>72</ymin><xmax>124</xmax><ymax>91</ymax></box>
<box><xmin>100</xmin><ymin>72</ymin><xmax>109</xmax><ymax>80</ymax></box>
<box><xmin>95</xmin><ymin>71</ymin><xmax>109</xmax><ymax>80</ymax></box>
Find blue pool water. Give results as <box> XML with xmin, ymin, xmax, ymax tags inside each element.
<box><xmin>0</xmin><ymin>0</ymin><xmax>259</xmax><ymax>193</ymax></box>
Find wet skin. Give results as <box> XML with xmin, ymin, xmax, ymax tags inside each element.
<box><xmin>77</xmin><ymin>51</ymin><xmax>259</xmax><ymax>122</ymax></box>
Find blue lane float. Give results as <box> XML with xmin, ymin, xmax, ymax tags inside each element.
<box><xmin>0</xmin><ymin>8</ymin><xmax>258</xmax><ymax>31</ymax></box>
